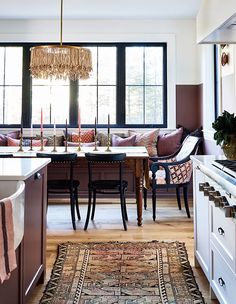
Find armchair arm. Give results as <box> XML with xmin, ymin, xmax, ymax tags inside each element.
<box><xmin>149</xmin><ymin>145</ymin><xmax>182</xmax><ymax>162</ymax></box>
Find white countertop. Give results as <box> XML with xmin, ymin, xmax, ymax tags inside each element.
<box><xmin>191</xmin><ymin>155</ymin><xmax>236</xmax><ymax>198</ymax></box>
<box><xmin>0</xmin><ymin>158</ymin><xmax>50</xmax><ymax>180</ymax></box>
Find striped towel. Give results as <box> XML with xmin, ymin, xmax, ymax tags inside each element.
<box><xmin>0</xmin><ymin>198</ymin><xmax>17</xmax><ymax>284</ymax></box>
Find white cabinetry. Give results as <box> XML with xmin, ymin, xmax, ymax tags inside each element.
<box><xmin>193</xmin><ymin>160</ymin><xmax>236</xmax><ymax>304</ymax></box>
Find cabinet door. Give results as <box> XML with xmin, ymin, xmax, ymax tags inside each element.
<box><xmin>193</xmin><ymin>166</ymin><xmax>210</xmax><ymax>279</ymax></box>
<box><xmin>23</xmin><ymin>167</ymin><xmax>47</xmax><ymax>303</ymax></box>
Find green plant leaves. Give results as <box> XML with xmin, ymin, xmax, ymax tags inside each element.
<box><xmin>212</xmin><ymin>111</ymin><xmax>236</xmax><ymax>145</ymax></box>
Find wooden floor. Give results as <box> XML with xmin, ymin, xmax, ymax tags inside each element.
<box><xmin>28</xmin><ymin>198</ymin><xmax>219</xmax><ymax>304</ymax></box>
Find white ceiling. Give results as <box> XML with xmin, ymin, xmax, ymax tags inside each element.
<box><xmin>0</xmin><ymin>0</ymin><xmax>201</xmax><ymax>20</ymax></box>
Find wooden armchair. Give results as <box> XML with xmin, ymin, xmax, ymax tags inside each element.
<box><xmin>144</xmin><ymin>136</ymin><xmax>202</xmax><ymax>220</ymax></box>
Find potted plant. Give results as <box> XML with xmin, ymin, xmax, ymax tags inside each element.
<box><xmin>212</xmin><ymin>110</ymin><xmax>236</xmax><ymax>159</ymax></box>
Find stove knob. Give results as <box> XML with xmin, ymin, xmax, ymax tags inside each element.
<box><xmin>224</xmin><ymin>205</ymin><xmax>236</xmax><ymax>218</ymax></box>
<box><xmin>214</xmin><ymin>196</ymin><xmax>228</xmax><ymax>207</ymax></box>
<box><xmin>203</xmin><ymin>186</ymin><xmax>215</xmax><ymax>196</ymax></box>
<box><xmin>208</xmin><ymin>191</ymin><xmax>221</xmax><ymax>201</ymax></box>
<box><xmin>199</xmin><ymin>182</ymin><xmax>209</xmax><ymax>191</ymax></box>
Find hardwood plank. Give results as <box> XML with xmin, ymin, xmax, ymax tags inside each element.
<box><xmin>28</xmin><ymin>199</ymin><xmax>219</xmax><ymax>304</ymax></box>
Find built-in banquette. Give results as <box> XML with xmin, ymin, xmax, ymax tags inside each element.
<box><xmin>0</xmin><ymin>158</ymin><xmax>50</xmax><ymax>304</ymax></box>
<box><xmin>192</xmin><ymin>155</ymin><xmax>236</xmax><ymax>304</ymax></box>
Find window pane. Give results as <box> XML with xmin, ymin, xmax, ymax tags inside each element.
<box><xmin>145</xmin><ymin>47</ymin><xmax>163</xmax><ymax>85</ymax></box>
<box><xmin>5</xmin><ymin>47</ymin><xmax>23</xmax><ymax>85</ymax></box>
<box><xmin>0</xmin><ymin>47</ymin><xmax>23</xmax><ymax>124</ymax></box>
<box><xmin>32</xmin><ymin>79</ymin><xmax>69</xmax><ymax>124</ymax></box>
<box><xmin>98</xmin><ymin>86</ymin><xmax>116</xmax><ymax>124</ymax></box>
<box><xmin>126</xmin><ymin>86</ymin><xmax>143</xmax><ymax>124</ymax></box>
<box><xmin>145</xmin><ymin>87</ymin><xmax>163</xmax><ymax>124</ymax></box>
<box><xmin>125</xmin><ymin>46</ymin><xmax>165</xmax><ymax>125</ymax></box>
<box><xmin>4</xmin><ymin>87</ymin><xmax>22</xmax><ymax>124</ymax></box>
<box><xmin>98</xmin><ymin>47</ymin><xmax>116</xmax><ymax>85</ymax></box>
<box><xmin>126</xmin><ymin>47</ymin><xmax>143</xmax><ymax>85</ymax></box>
<box><xmin>0</xmin><ymin>48</ymin><xmax>4</xmax><ymax>85</ymax></box>
<box><xmin>79</xmin><ymin>86</ymin><xmax>97</xmax><ymax>124</ymax></box>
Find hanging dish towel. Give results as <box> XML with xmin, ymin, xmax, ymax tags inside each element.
<box><xmin>0</xmin><ymin>198</ymin><xmax>17</xmax><ymax>284</ymax></box>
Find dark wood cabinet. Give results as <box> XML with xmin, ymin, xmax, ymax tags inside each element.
<box><xmin>0</xmin><ymin>166</ymin><xmax>47</xmax><ymax>304</ymax></box>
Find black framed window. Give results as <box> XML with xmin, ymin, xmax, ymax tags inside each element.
<box><xmin>0</xmin><ymin>42</ymin><xmax>167</xmax><ymax>128</ymax></box>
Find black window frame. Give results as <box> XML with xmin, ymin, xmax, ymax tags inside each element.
<box><xmin>0</xmin><ymin>42</ymin><xmax>167</xmax><ymax>129</ymax></box>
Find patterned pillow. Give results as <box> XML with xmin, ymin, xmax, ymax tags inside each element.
<box><xmin>112</xmin><ymin>134</ymin><xmax>136</xmax><ymax>146</ymax></box>
<box><xmin>157</xmin><ymin>127</ymin><xmax>183</xmax><ymax>156</ymax></box>
<box><xmin>128</xmin><ymin>129</ymin><xmax>159</xmax><ymax>157</ymax></box>
<box><xmin>66</xmin><ymin>141</ymin><xmax>99</xmax><ymax>147</ymax></box>
<box><xmin>36</xmin><ymin>135</ymin><xmax>64</xmax><ymax>146</ymax></box>
<box><xmin>71</xmin><ymin>129</ymin><xmax>94</xmax><ymax>143</ymax></box>
<box><xmin>7</xmin><ymin>137</ymin><xmax>48</xmax><ymax>147</ymax></box>
<box><xmin>0</xmin><ymin>134</ymin><xmax>7</xmax><ymax>146</ymax></box>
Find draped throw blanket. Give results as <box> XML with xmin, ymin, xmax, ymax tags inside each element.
<box><xmin>0</xmin><ymin>198</ymin><xmax>17</xmax><ymax>284</ymax></box>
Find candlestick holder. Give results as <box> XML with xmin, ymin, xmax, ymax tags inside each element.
<box><xmin>77</xmin><ymin>130</ymin><xmax>82</xmax><ymax>152</ymax></box>
<box><xmin>29</xmin><ymin>137</ymin><xmax>34</xmax><ymax>151</ymax></box>
<box><xmin>40</xmin><ymin>131</ymin><xmax>44</xmax><ymax>151</ymax></box>
<box><xmin>51</xmin><ymin>135</ymin><xmax>57</xmax><ymax>152</ymax></box>
<box><xmin>105</xmin><ymin>133</ymin><xmax>111</xmax><ymax>152</ymax></box>
<box><xmin>93</xmin><ymin>134</ymin><xmax>98</xmax><ymax>151</ymax></box>
<box><xmin>17</xmin><ymin>133</ymin><xmax>24</xmax><ymax>152</ymax></box>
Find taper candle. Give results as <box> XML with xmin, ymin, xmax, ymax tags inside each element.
<box><xmin>78</xmin><ymin>107</ymin><xmax>81</xmax><ymax>131</ymax></box>
<box><xmin>20</xmin><ymin>115</ymin><xmax>23</xmax><ymax>136</ymax></box>
<box><xmin>108</xmin><ymin>114</ymin><xmax>110</xmax><ymax>134</ymax></box>
<box><xmin>95</xmin><ymin>117</ymin><xmax>97</xmax><ymax>136</ymax></box>
<box><xmin>40</xmin><ymin>108</ymin><xmax>43</xmax><ymax>133</ymax></box>
<box><xmin>30</xmin><ymin>123</ymin><xmax>33</xmax><ymax>138</ymax></box>
<box><xmin>53</xmin><ymin>118</ymin><xmax>56</xmax><ymax>136</ymax></box>
<box><xmin>65</xmin><ymin>118</ymin><xmax>68</xmax><ymax>139</ymax></box>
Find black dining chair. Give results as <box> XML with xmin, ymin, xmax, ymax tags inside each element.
<box><xmin>36</xmin><ymin>152</ymin><xmax>80</xmax><ymax>230</ymax></box>
<box><xmin>84</xmin><ymin>152</ymin><xmax>128</xmax><ymax>231</ymax></box>
<box><xmin>144</xmin><ymin>136</ymin><xmax>202</xmax><ymax>220</ymax></box>
<box><xmin>0</xmin><ymin>153</ymin><xmax>14</xmax><ymax>157</ymax></box>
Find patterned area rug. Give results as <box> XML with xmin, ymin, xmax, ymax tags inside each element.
<box><xmin>40</xmin><ymin>241</ymin><xmax>205</xmax><ymax>304</ymax></box>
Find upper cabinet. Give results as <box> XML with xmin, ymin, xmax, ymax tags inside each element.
<box><xmin>197</xmin><ymin>0</ymin><xmax>236</xmax><ymax>43</ymax></box>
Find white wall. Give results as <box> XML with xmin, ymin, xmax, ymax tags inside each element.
<box><xmin>0</xmin><ymin>18</ymin><xmax>199</xmax><ymax>129</ymax></box>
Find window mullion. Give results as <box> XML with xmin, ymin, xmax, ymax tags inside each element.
<box><xmin>117</xmin><ymin>45</ymin><xmax>125</xmax><ymax>126</ymax></box>
<box><xmin>70</xmin><ymin>80</ymin><xmax>78</xmax><ymax>127</ymax></box>
<box><xmin>22</xmin><ymin>46</ymin><xmax>32</xmax><ymax>128</ymax></box>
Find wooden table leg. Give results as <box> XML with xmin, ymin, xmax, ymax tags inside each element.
<box><xmin>136</xmin><ymin>176</ymin><xmax>143</xmax><ymax>226</ymax></box>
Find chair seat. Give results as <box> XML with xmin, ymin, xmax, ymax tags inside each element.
<box><xmin>48</xmin><ymin>180</ymin><xmax>80</xmax><ymax>190</ymax></box>
<box><xmin>91</xmin><ymin>180</ymin><xmax>128</xmax><ymax>190</ymax></box>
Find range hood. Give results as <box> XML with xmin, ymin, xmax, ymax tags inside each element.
<box><xmin>199</xmin><ymin>13</ymin><xmax>236</xmax><ymax>44</ymax></box>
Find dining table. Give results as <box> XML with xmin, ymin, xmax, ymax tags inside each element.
<box><xmin>0</xmin><ymin>145</ymin><xmax>149</xmax><ymax>226</ymax></box>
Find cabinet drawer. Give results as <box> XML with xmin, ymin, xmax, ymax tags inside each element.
<box><xmin>211</xmin><ymin>203</ymin><xmax>236</xmax><ymax>271</ymax></box>
<box><xmin>211</xmin><ymin>244</ymin><xmax>236</xmax><ymax>304</ymax></box>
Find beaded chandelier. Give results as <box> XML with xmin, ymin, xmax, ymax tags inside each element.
<box><xmin>30</xmin><ymin>0</ymin><xmax>92</xmax><ymax>81</ymax></box>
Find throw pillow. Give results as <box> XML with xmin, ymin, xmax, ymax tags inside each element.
<box><xmin>157</xmin><ymin>127</ymin><xmax>183</xmax><ymax>156</ymax></box>
<box><xmin>96</xmin><ymin>131</ymin><xmax>108</xmax><ymax>146</ymax></box>
<box><xmin>128</xmin><ymin>129</ymin><xmax>159</xmax><ymax>157</ymax></box>
<box><xmin>7</xmin><ymin>130</ymin><xmax>20</xmax><ymax>139</ymax></box>
<box><xmin>36</xmin><ymin>135</ymin><xmax>64</xmax><ymax>146</ymax></box>
<box><xmin>0</xmin><ymin>134</ymin><xmax>7</xmax><ymax>146</ymax></box>
<box><xmin>112</xmin><ymin>134</ymin><xmax>136</xmax><ymax>146</ymax></box>
<box><xmin>7</xmin><ymin>137</ymin><xmax>48</xmax><ymax>147</ymax></box>
<box><xmin>71</xmin><ymin>129</ymin><xmax>94</xmax><ymax>143</ymax></box>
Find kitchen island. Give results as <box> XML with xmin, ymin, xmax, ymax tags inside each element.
<box><xmin>191</xmin><ymin>155</ymin><xmax>236</xmax><ymax>304</ymax></box>
<box><xmin>0</xmin><ymin>158</ymin><xmax>50</xmax><ymax>304</ymax></box>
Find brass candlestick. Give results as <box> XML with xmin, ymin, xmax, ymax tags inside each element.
<box><xmin>40</xmin><ymin>131</ymin><xmax>44</xmax><ymax>151</ymax></box>
<box><xmin>18</xmin><ymin>133</ymin><xmax>24</xmax><ymax>152</ymax></box>
<box><xmin>29</xmin><ymin>137</ymin><xmax>34</xmax><ymax>151</ymax></box>
<box><xmin>52</xmin><ymin>135</ymin><xmax>57</xmax><ymax>152</ymax></box>
<box><xmin>105</xmin><ymin>132</ymin><xmax>111</xmax><ymax>152</ymax></box>
<box><xmin>77</xmin><ymin>130</ymin><xmax>82</xmax><ymax>152</ymax></box>
<box><xmin>93</xmin><ymin>134</ymin><xmax>98</xmax><ymax>151</ymax></box>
